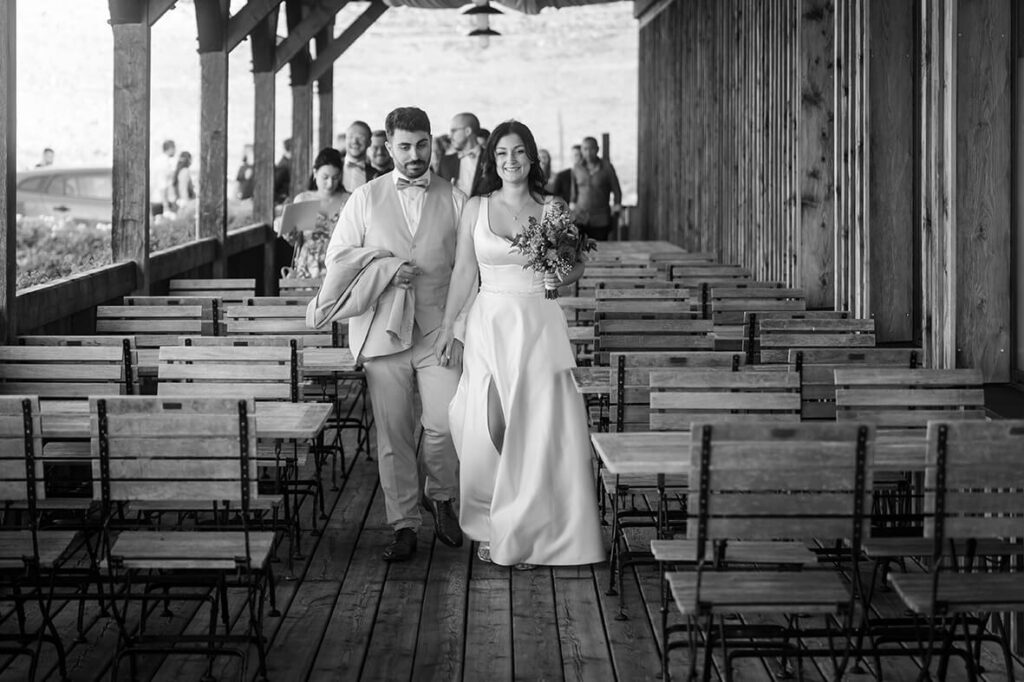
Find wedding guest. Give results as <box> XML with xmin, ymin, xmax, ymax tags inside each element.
<box><xmin>273</xmin><ymin>137</ymin><xmax>293</xmax><ymax>204</ymax></box>
<box><xmin>369</xmin><ymin>129</ymin><xmax>394</xmax><ymax>175</ymax></box>
<box><xmin>342</xmin><ymin>121</ymin><xmax>378</xmax><ymax>191</ymax></box>
<box><xmin>570</xmin><ymin>136</ymin><xmax>622</xmax><ymax>241</ymax></box>
<box><xmin>35</xmin><ymin>147</ymin><xmax>55</xmax><ymax>168</ymax></box>
<box><xmin>538</xmin><ymin>148</ymin><xmax>553</xmax><ymax>183</ymax></box>
<box><xmin>548</xmin><ymin>144</ymin><xmax>580</xmax><ymax>205</ymax></box>
<box><xmin>151</xmin><ymin>139</ymin><xmax>177</xmax><ymax>217</ymax></box>
<box><xmin>430</xmin><ymin>136</ymin><xmax>446</xmax><ymax>175</ymax></box>
<box><xmin>235</xmin><ymin>143</ymin><xmax>255</xmax><ymax>200</ymax></box>
<box><xmin>476</xmin><ymin>128</ymin><xmax>491</xmax><ymax>149</ymax></box>
<box><xmin>283</xmin><ymin>147</ymin><xmax>349</xmax><ymax>279</ymax></box>
<box><xmin>173</xmin><ymin>151</ymin><xmax>196</xmax><ymax>214</ymax></box>
<box><xmin>434</xmin><ymin>120</ymin><xmax>604</xmax><ymax>569</ymax></box>
<box><xmin>439</xmin><ymin>112</ymin><xmax>483</xmax><ymax>195</ymax></box>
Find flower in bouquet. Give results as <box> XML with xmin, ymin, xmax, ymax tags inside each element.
<box><xmin>509</xmin><ymin>204</ymin><xmax>597</xmax><ymax>299</ymax></box>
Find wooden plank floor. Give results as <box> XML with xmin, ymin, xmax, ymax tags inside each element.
<box><xmin>2</xmin><ymin>426</ymin><xmax>1022</xmax><ymax>682</ymax></box>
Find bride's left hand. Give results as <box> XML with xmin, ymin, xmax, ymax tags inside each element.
<box><xmin>543</xmin><ymin>272</ymin><xmax>563</xmax><ymax>290</ymax></box>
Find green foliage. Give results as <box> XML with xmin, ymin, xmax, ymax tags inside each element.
<box><xmin>15</xmin><ymin>210</ymin><xmax>260</xmax><ymax>291</ymax></box>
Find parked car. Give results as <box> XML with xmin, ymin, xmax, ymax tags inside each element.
<box><xmin>16</xmin><ymin>166</ymin><xmax>112</xmax><ymax>225</ymax></box>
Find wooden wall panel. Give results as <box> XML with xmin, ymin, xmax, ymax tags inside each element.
<box><xmin>1</xmin><ymin>1</ymin><xmax>15</xmax><ymax>342</ymax></box>
<box><xmin>955</xmin><ymin>0</ymin><xmax>1012</xmax><ymax>380</ymax></box>
<box><xmin>798</xmin><ymin>0</ymin><xmax>835</xmax><ymax>307</ymax></box>
<box><xmin>868</xmin><ymin>0</ymin><xmax>914</xmax><ymax>342</ymax></box>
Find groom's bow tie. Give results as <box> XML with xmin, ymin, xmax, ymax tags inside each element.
<box><xmin>396</xmin><ymin>176</ymin><xmax>428</xmax><ymax>191</ymax></box>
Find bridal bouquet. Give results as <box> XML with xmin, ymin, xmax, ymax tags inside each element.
<box><xmin>509</xmin><ymin>204</ymin><xmax>597</xmax><ymax>299</ymax></box>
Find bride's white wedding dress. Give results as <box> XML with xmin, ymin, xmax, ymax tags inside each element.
<box><xmin>449</xmin><ymin>196</ymin><xmax>605</xmax><ymax>566</ymax></box>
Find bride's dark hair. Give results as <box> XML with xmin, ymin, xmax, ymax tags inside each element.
<box><xmin>472</xmin><ymin>120</ymin><xmax>548</xmax><ymax>200</ymax></box>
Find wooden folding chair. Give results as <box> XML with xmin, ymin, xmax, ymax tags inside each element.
<box><xmin>790</xmin><ymin>347</ymin><xmax>922</xmax><ymax>420</ymax></box>
<box><xmin>0</xmin><ymin>396</ymin><xmax>78</xmax><ymax>682</ymax></box>
<box><xmin>168</xmin><ymin>278</ymin><xmax>256</xmax><ymax>304</ymax></box>
<box><xmin>594</xmin><ymin>288</ymin><xmax>697</xmax><ymax>321</ymax></box>
<box><xmin>710</xmin><ymin>285</ymin><xmax>807</xmax><ymax>349</ymax></box>
<box><xmin>92</xmin><ymin>396</ymin><xmax>277</xmax><ymax>682</ymax></box>
<box><xmin>887</xmin><ymin>420</ymin><xmax>1024</xmax><ymax>681</ymax></box>
<box><xmin>594</xmin><ymin>319</ymin><xmax>714</xmax><ymax>365</ymax></box>
<box><xmin>663</xmin><ymin>422</ymin><xmax>874</xmax><ymax>681</ymax></box>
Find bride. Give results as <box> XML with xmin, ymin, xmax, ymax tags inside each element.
<box><xmin>434</xmin><ymin>120</ymin><xmax>604</xmax><ymax>568</ymax></box>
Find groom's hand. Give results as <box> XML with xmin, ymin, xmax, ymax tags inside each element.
<box><xmin>392</xmin><ymin>263</ymin><xmax>422</xmax><ymax>289</ymax></box>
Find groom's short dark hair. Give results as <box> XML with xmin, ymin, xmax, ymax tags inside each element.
<box><xmin>385</xmin><ymin>107</ymin><xmax>431</xmax><ymax>138</ymax></box>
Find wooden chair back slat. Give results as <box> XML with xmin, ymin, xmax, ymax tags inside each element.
<box><xmin>923</xmin><ymin>420</ymin><xmax>1024</xmax><ymax>539</ymax></box>
<box><xmin>0</xmin><ymin>396</ymin><xmax>42</xmax><ymax>503</ymax></box>
<box><xmin>757</xmin><ymin>317</ymin><xmax>876</xmax><ymax>364</ymax></box>
<box><xmin>794</xmin><ymin>347</ymin><xmax>923</xmax><ymax>419</ymax></box>
<box><xmin>278</xmin><ymin>278</ymin><xmax>322</xmax><ymax>300</ymax></box>
<box><xmin>835</xmin><ymin>368</ymin><xmax>985</xmax><ymax>430</ymax></box>
<box><xmin>0</xmin><ymin>346</ymin><xmax>129</xmax><ymax>400</ymax></box>
<box><xmin>157</xmin><ymin>346</ymin><xmax>299</xmax><ymax>402</ymax></box>
<box><xmin>168</xmin><ymin>278</ymin><xmax>256</xmax><ymax>304</ymax></box>
<box><xmin>689</xmin><ymin>422</ymin><xmax>874</xmax><ymax>540</ymax></box>
<box><xmin>179</xmin><ymin>335</ymin><xmax>305</xmax><ymax>348</ymax></box>
<box><xmin>223</xmin><ymin>305</ymin><xmax>342</xmax><ymax>348</ymax></box>
<box><xmin>606</xmin><ymin>351</ymin><xmax>747</xmax><ymax>431</ymax></box>
<box><xmin>649</xmin><ymin>368</ymin><xmax>800</xmax><ymax>431</ymax></box>
<box><xmin>91</xmin><ymin>396</ymin><xmax>258</xmax><ymax>503</ymax></box>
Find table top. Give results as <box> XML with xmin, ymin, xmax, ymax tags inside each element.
<box><xmin>557</xmin><ymin>296</ymin><xmax>596</xmax><ymax>311</ymax></box>
<box><xmin>590</xmin><ymin>430</ymin><xmax>928</xmax><ymax>476</ymax></box>
<box><xmin>571</xmin><ymin>367</ymin><xmax>611</xmax><ymax>394</ymax></box>
<box><xmin>567</xmin><ymin>326</ymin><xmax>595</xmax><ymax>345</ymax></box>
<box><xmin>301</xmin><ymin>348</ymin><xmax>358</xmax><ymax>375</ymax></box>
<box><xmin>39</xmin><ymin>400</ymin><xmax>332</xmax><ymax>441</ymax></box>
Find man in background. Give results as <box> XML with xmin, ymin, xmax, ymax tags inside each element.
<box><xmin>235</xmin><ymin>143</ymin><xmax>254</xmax><ymax>200</ymax></box>
<box><xmin>570</xmin><ymin>136</ymin><xmax>621</xmax><ymax>241</ymax></box>
<box><xmin>273</xmin><ymin>137</ymin><xmax>292</xmax><ymax>205</ymax></box>
<box><xmin>369</xmin><ymin>129</ymin><xmax>394</xmax><ymax>175</ymax></box>
<box><xmin>548</xmin><ymin>144</ymin><xmax>580</xmax><ymax>206</ymax></box>
<box><xmin>36</xmin><ymin>147</ymin><xmax>55</xmax><ymax>168</ymax></box>
<box><xmin>438</xmin><ymin>112</ymin><xmax>483</xmax><ymax>195</ymax></box>
<box><xmin>342</xmin><ymin>121</ymin><xmax>379</xmax><ymax>191</ymax></box>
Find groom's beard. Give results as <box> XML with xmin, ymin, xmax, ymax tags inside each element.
<box><xmin>398</xmin><ymin>159</ymin><xmax>429</xmax><ymax>179</ymax></box>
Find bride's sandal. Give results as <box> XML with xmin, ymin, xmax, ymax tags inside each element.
<box><xmin>514</xmin><ymin>563</ymin><xmax>537</xmax><ymax>571</ymax></box>
<box><xmin>476</xmin><ymin>542</ymin><xmax>492</xmax><ymax>563</ymax></box>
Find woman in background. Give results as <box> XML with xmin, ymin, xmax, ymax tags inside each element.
<box><xmin>283</xmin><ymin>147</ymin><xmax>349</xmax><ymax>279</ymax></box>
<box><xmin>173</xmin><ymin>151</ymin><xmax>196</xmax><ymax>214</ymax></box>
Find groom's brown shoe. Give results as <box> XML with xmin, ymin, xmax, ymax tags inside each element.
<box><xmin>382</xmin><ymin>528</ymin><xmax>417</xmax><ymax>562</ymax></box>
<box><xmin>421</xmin><ymin>496</ymin><xmax>463</xmax><ymax>548</ymax></box>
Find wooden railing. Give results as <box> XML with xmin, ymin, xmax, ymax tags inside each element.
<box><xmin>15</xmin><ymin>222</ymin><xmax>275</xmax><ymax>336</ymax></box>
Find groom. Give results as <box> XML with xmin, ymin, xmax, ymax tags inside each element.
<box><xmin>324</xmin><ymin>107</ymin><xmax>467</xmax><ymax>562</ymax></box>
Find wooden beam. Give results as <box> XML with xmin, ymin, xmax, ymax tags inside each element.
<box><xmin>109</xmin><ymin>0</ymin><xmax>145</xmax><ymax>24</ymax></box>
<box><xmin>252</xmin><ymin>14</ymin><xmax>277</xmax><ymax>228</ymax></box>
<box><xmin>275</xmin><ymin>0</ymin><xmax>348</xmax><ymax>74</ymax></box>
<box><xmin>284</xmin><ymin>0</ymin><xmax>311</xmax><ymax>86</ymax></box>
<box><xmin>291</xmin><ymin>85</ymin><xmax>313</xmax><ymax>198</ymax></box>
<box><xmin>110</xmin><ymin>19</ymin><xmax>151</xmax><ymax>295</ymax></box>
<box><xmin>148</xmin><ymin>0</ymin><xmax>179</xmax><ymax>26</ymax></box>
<box><xmin>308</xmin><ymin>2</ymin><xmax>388</xmax><ymax>82</ymax></box>
<box><xmin>196</xmin><ymin>0</ymin><xmax>230</xmax><ymax>52</ymax></box>
<box><xmin>0</xmin><ymin>1</ymin><xmax>15</xmax><ymax>343</ymax></box>
<box><xmin>316</xmin><ymin>21</ymin><xmax>334</xmax><ymax>150</ymax></box>
<box><xmin>634</xmin><ymin>0</ymin><xmax>674</xmax><ymax>29</ymax></box>
<box><xmin>227</xmin><ymin>0</ymin><xmax>282</xmax><ymax>52</ymax></box>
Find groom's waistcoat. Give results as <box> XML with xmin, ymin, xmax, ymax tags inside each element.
<box><xmin>352</xmin><ymin>173</ymin><xmax>458</xmax><ymax>359</ymax></box>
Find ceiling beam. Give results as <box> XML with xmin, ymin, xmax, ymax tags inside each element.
<box><xmin>274</xmin><ymin>0</ymin><xmax>349</xmax><ymax>73</ymax></box>
<box><xmin>308</xmin><ymin>2</ymin><xmax>388</xmax><ymax>82</ymax></box>
<box><xmin>196</xmin><ymin>0</ymin><xmax>230</xmax><ymax>52</ymax></box>
<box><xmin>227</xmin><ymin>0</ymin><xmax>283</xmax><ymax>52</ymax></box>
<box><xmin>148</xmin><ymin>0</ymin><xmax>179</xmax><ymax>26</ymax></box>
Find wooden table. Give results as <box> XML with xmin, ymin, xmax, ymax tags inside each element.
<box><xmin>39</xmin><ymin>400</ymin><xmax>332</xmax><ymax>442</ymax></box>
<box><xmin>571</xmin><ymin>367</ymin><xmax>611</xmax><ymax>395</ymax></box>
<box><xmin>300</xmin><ymin>348</ymin><xmax>358</xmax><ymax>376</ymax></box>
<box><xmin>590</xmin><ymin>430</ymin><xmax>929</xmax><ymax>477</ymax></box>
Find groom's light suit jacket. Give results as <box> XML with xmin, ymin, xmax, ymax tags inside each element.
<box><xmin>323</xmin><ymin>171</ymin><xmax>462</xmax><ymax>360</ymax></box>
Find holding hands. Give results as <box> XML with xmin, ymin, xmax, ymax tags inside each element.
<box><xmin>433</xmin><ymin>325</ymin><xmax>464</xmax><ymax>368</ymax></box>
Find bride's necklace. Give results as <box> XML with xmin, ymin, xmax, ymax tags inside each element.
<box><xmin>499</xmin><ymin>195</ymin><xmax>535</xmax><ymax>225</ymax></box>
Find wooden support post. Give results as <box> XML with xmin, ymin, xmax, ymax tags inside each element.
<box><xmin>285</xmin><ymin>0</ymin><xmax>312</xmax><ymax>199</ymax></box>
<box><xmin>110</xmin><ymin>4</ymin><xmax>151</xmax><ymax>295</ymax></box>
<box><xmin>797</xmin><ymin>0</ymin><xmax>835</xmax><ymax>309</ymax></box>
<box><xmin>919</xmin><ymin>0</ymin><xmax>956</xmax><ymax>370</ymax></box>
<box><xmin>316</xmin><ymin>21</ymin><xmax>334</xmax><ymax>151</ymax></box>
<box><xmin>197</xmin><ymin>0</ymin><xmax>230</xmax><ymax>277</ymax></box>
<box><xmin>252</xmin><ymin>12</ymin><xmax>278</xmax><ymax>295</ymax></box>
<box><xmin>0</xmin><ymin>0</ymin><xmax>15</xmax><ymax>343</ymax></box>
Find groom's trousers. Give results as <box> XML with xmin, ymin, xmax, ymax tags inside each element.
<box><xmin>361</xmin><ymin>324</ymin><xmax>461</xmax><ymax>531</ymax></box>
